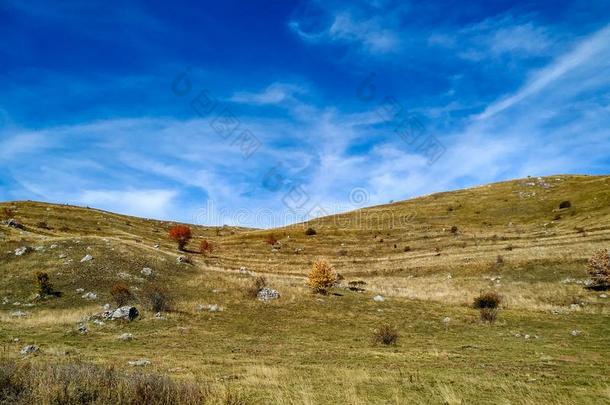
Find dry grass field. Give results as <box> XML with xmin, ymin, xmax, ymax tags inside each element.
<box><xmin>1</xmin><ymin>174</ymin><xmax>609</xmax><ymax>404</ymax></box>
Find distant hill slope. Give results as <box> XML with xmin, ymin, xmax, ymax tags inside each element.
<box><xmin>1</xmin><ymin>174</ymin><xmax>609</xmax><ymax>307</ymax></box>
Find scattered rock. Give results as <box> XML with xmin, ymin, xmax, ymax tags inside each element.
<box><xmin>50</xmin><ymin>244</ymin><xmax>58</xmax><ymax>249</ymax></box>
<box><xmin>77</xmin><ymin>323</ymin><xmax>88</xmax><ymax>334</ymax></box>
<box><xmin>128</xmin><ymin>359</ymin><xmax>150</xmax><ymax>367</ymax></box>
<box><xmin>14</xmin><ymin>246</ymin><xmax>32</xmax><ymax>256</ymax></box>
<box><xmin>257</xmin><ymin>287</ymin><xmax>280</xmax><ymax>302</ymax></box>
<box><xmin>75</xmin><ymin>288</ymin><xmax>84</xmax><ymax>293</ymax></box>
<box><xmin>6</xmin><ymin>219</ymin><xmax>25</xmax><ymax>229</ymax></box>
<box><xmin>198</xmin><ymin>304</ymin><xmax>222</xmax><ymax>312</ymax></box>
<box><xmin>569</xmin><ymin>303</ymin><xmax>580</xmax><ymax>311</ymax></box>
<box><xmin>59</xmin><ymin>254</ymin><xmax>67</xmax><ymax>259</ymax></box>
<box><xmin>571</xmin><ymin>330</ymin><xmax>582</xmax><ymax>337</ymax></box>
<box><xmin>442</xmin><ymin>316</ymin><xmax>451</xmax><ymax>324</ymax></box>
<box><xmin>141</xmin><ymin>267</ymin><xmax>153</xmax><ymax>277</ymax></box>
<box><xmin>153</xmin><ymin>244</ymin><xmax>160</xmax><ymax>249</ymax></box>
<box><xmin>102</xmin><ymin>303</ymin><xmax>111</xmax><ymax>311</ymax></box>
<box><xmin>373</xmin><ymin>295</ymin><xmax>385</xmax><ymax>302</ymax></box>
<box><xmin>118</xmin><ymin>333</ymin><xmax>133</xmax><ymax>341</ymax></box>
<box><xmin>154</xmin><ymin>312</ymin><xmax>166</xmax><ymax>320</ymax></box>
<box><xmin>177</xmin><ymin>255</ymin><xmax>191</xmax><ymax>264</ymax></box>
<box><xmin>110</xmin><ymin>306</ymin><xmax>139</xmax><ymax>321</ymax></box>
<box><xmin>600</xmin><ymin>294</ymin><xmax>608</xmax><ymax>299</ymax></box>
<box><xmin>82</xmin><ymin>292</ymin><xmax>97</xmax><ymax>300</ymax></box>
<box><xmin>92</xmin><ymin>319</ymin><xmax>105</xmax><ymax>326</ymax></box>
<box><xmin>80</xmin><ymin>254</ymin><xmax>93</xmax><ymax>262</ymax></box>
<box><xmin>20</xmin><ymin>345</ymin><xmax>39</xmax><ymax>355</ymax></box>
<box><xmin>10</xmin><ymin>310</ymin><xmax>27</xmax><ymax>318</ymax></box>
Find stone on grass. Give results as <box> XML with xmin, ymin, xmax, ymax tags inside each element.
<box><xmin>154</xmin><ymin>312</ymin><xmax>166</xmax><ymax>320</ymax></box>
<box><xmin>600</xmin><ymin>294</ymin><xmax>608</xmax><ymax>299</ymax></box>
<box><xmin>10</xmin><ymin>310</ymin><xmax>27</xmax><ymax>318</ymax></box>
<box><xmin>14</xmin><ymin>246</ymin><xmax>31</xmax><ymax>256</ymax></box>
<box><xmin>118</xmin><ymin>333</ymin><xmax>133</xmax><ymax>341</ymax></box>
<box><xmin>141</xmin><ymin>267</ymin><xmax>153</xmax><ymax>277</ymax></box>
<box><xmin>82</xmin><ymin>292</ymin><xmax>97</xmax><ymax>300</ymax></box>
<box><xmin>110</xmin><ymin>306</ymin><xmax>139</xmax><ymax>321</ymax></box>
<box><xmin>128</xmin><ymin>359</ymin><xmax>150</xmax><ymax>367</ymax></box>
<box><xmin>177</xmin><ymin>255</ymin><xmax>190</xmax><ymax>264</ymax></box>
<box><xmin>80</xmin><ymin>254</ymin><xmax>93</xmax><ymax>262</ymax></box>
<box><xmin>373</xmin><ymin>295</ymin><xmax>385</xmax><ymax>302</ymax></box>
<box><xmin>571</xmin><ymin>330</ymin><xmax>582</xmax><ymax>337</ymax></box>
<box><xmin>198</xmin><ymin>304</ymin><xmax>222</xmax><ymax>312</ymax></box>
<box><xmin>257</xmin><ymin>287</ymin><xmax>280</xmax><ymax>302</ymax></box>
<box><xmin>77</xmin><ymin>323</ymin><xmax>88</xmax><ymax>334</ymax></box>
<box><xmin>20</xmin><ymin>345</ymin><xmax>39</xmax><ymax>355</ymax></box>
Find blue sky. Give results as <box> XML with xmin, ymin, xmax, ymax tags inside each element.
<box><xmin>1</xmin><ymin>0</ymin><xmax>609</xmax><ymax>227</ymax></box>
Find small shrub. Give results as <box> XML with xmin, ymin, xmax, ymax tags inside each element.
<box><xmin>553</xmin><ymin>214</ymin><xmax>562</xmax><ymax>221</ymax></box>
<box><xmin>450</xmin><ymin>225</ymin><xmax>458</xmax><ymax>234</ymax></box>
<box><xmin>199</xmin><ymin>240</ymin><xmax>214</xmax><ymax>255</ymax></box>
<box><xmin>245</xmin><ymin>276</ymin><xmax>267</xmax><ymax>299</ymax></box>
<box><xmin>110</xmin><ymin>282</ymin><xmax>133</xmax><ymax>307</ymax></box>
<box><xmin>404</xmin><ymin>246</ymin><xmax>411</xmax><ymax>252</ymax></box>
<box><xmin>305</xmin><ymin>227</ymin><xmax>317</xmax><ymax>236</ymax></box>
<box><xmin>473</xmin><ymin>291</ymin><xmax>501</xmax><ymax>309</ymax></box>
<box><xmin>496</xmin><ymin>255</ymin><xmax>504</xmax><ymax>265</ymax></box>
<box><xmin>145</xmin><ymin>285</ymin><xmax>173</xmax><ymax>312</ymax></box>
<box><xmin>586</xmin><ymin>249</ymin><xmax>610</xmax><ymax>290</ymax></box>
<box><xmin>337</xmin><ymin>248</ymin><xmax>348</xmax><ymax>256</ymax></box>
<box><xmin>307</xmin><ymin>259</ymin><xmax>337</xmax><ymax>294</ymax></box>
<box><xmin>265</xmin><ymin>234</ymin><xmax>278</xmax><ymax>245</ymax></box>
<box><xmin>505</xmin><ymin>245</ymin><xmax>513</xmax><ymax>251</ymax></box>
<box><xmin>480</xmin><ymin>308</ymin><xmax>498</xmax><ymax>324</ymax></box>
<box><xmin>35</xmin><ymin>272</ymin><xmax>57</xmax><ymax>297</ymax></box>
<box><xmin>36</xmin><ymin>221</ymin><xmax>50</xmax><ymax>229</ymax></box>
<box><xmin>559</xmin><ymin>200</ymin><xmax>571</xmax><ymax>209</ymax></box>
<box><xmin>372</xmin><ymin>324</ymin><xmax>398</xmax><ymax>345</ymax></box>
<box><xmin>168</xmin><ymin>225</ymin><xmax>192</xmax><ymax>251</ymax></box>
<box><xmin>2</xmin><ymin>207</ymin><xmax>14</xmax><ymax>219</ymax></box>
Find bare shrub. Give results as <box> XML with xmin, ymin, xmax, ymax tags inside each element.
<box><xmin>145</xmin><ymin>285</ymin><xmax>173</xmax><ymax>313</ymax></box>
<box><xmin>480</xmin><ymin>308</ymin><xmax>498</xmax><ymax>324</ymax></box>
<box><xmin>307</xmin><ymin>259</ymin><xmax>337</xmax><ymax>294</ymax></box>
<box><xmin>372</xmin><ymin>324</ymin><xmax>398</xmax><ymax>346</ymax></box>
<box><xmin>450</xmin><ymin>225</ymin><xmax>458</xmax><ymax>234</ymax></box>
<box><xmin>111</xmin><ymin>282</ymin><xmax>133</xmax><ymax>307</ymax></box>
<box><xmin>473</xmin><ymin>291</ymin><xmax>501</xmax><ymax>309</ymax></box>
<box><xmin>35</xmin><ymin>221</ymin><xmax>50</xmax><ymax>229</ymax></box>
<box><xmin>586</xmin><ymin>249</ymin><xmax>610</xmax><ymax>290</ymax></box>
<box><xmin>35</xmin><ymin>272</ymin><xmax>59</xmax><ymax>297</ymax></box>
<box><xmin>305</xmin><ymin>227</ymin><xmax>317</xmax><ymax>236</ymax></box>
<box><xmin>559</xmin><ymin>200</ymin><xmax>571</xmax><ymax>209</ymax></box>
<box><xmin>199</xmin><ymin>240</ymin><xmax>214</xmax><ymax>255</ymax></box>
<box><xmin>265</xmin><ymin>234</ymin><xmax>278</xmax><ymax>246</ymax></box>
<box><xmin>244</xmin><ymin>276</ymin><xmax>267</xmax><ymax>299</ymax></box>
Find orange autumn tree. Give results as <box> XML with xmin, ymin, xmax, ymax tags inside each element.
<box><xmin>168</xmin><ymin>225</ymin><xmax>192</xmax><ymax>251</ymax></box>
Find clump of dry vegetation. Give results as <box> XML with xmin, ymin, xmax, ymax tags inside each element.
<box><xmin>479</xmin><ymin>308</ymin><xmax>498</xmax><ymax>324</ymax></box>
<box><xmin>35</xmin><ymin>272</ymin><xmax>59</xmax><ymax>297</ymax></box>
<box><xmin>145</xmin><ymin>285</ymin><xmax>173</xmax><ymax>312</ymax></box>
<box><xmin>586</xmin><ymin>249</ymin><xmax>610</xmax><ymax>290</ymax></box>
<box><xmin>307</xmin><ymin>259</ymin><xmax>337</xmax><ymax>294</ymax></box>
<box><xmin>244</xmin><ymin>276</ymin><xmax>267</xmax><ymax>299</ymax></box>
<box><xmin>0</xmin><ymin>359</ymin><xmax>214</xmax><ymax>404</ymax></box>
<box><xmin>372</xmin><ymin>324</ymin><xmax>399</xmax><ymax>346</ymax></box>
<box><xmin>265</xmin><ymin>234</ymin><xmax>278</xmax><ymax>246</ymax></box>
<box><xmin>111</xmin><ymin>282</ymin><xmax>134</xmax><ymax>307</ymax></box>
<box><xmin>199</xmin><ymin>240</ymin><xmax>214</xmax><ymax>255</ymax></box>
<box><xmin>473</xmin><ymin>291</ymin><xmax>502</xmax><ymax>309</ymax></box>
<box><xmin>305</xmin><ymin>227</ymin><xmax>317</xmax><ymax>236</ymax></box>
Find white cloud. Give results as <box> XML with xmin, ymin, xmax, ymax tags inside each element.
<box><xmin>229</xmin><ymin>82</ymin><xmax>307</xmax><ymax>105</ymax></box>
<box><xmin>75</xmin><ymin>189</ymin><xmax>178</xmax><ymax>219</ymax></box>
<box><xmin>478</xmin><ymin>24</ymin><xmax>610</xmax><ymax>120</ymax></box>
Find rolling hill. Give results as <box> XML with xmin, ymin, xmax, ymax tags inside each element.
<box><xmin>0</xmin><ymin>174</ymin><xmax>609</xmax><ymax>403</ymax></box>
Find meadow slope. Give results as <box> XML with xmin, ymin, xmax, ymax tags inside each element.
<box><xmin>0</xmin><ymin>174</ymin><xmax>609</xmax><ymax>404</ymax></box>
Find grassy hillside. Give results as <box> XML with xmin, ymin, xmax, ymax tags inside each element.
<box><xmin>1</xmin><ymin>174</ymin><xmax>609</xmax><ymax>404</ymax></box>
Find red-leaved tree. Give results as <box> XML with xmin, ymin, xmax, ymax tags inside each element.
<box><xmin>168</xmin><ymin>225</ymin><xmax>192</xmax><ymax>251</ymax></box>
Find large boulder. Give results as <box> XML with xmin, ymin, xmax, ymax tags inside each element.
<box><xmin>110</xmin><ymin>306</ymin><xmax>139</xmax><ymax>321</ymax></box>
